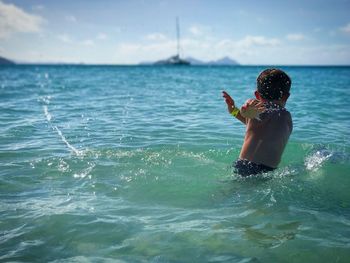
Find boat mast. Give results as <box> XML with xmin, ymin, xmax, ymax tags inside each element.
<box><xmin>176</xmin><ymin>17</ymin><xmax>180</xmax><ymax>58</ymax></box>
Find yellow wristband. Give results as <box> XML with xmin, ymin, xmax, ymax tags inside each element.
<box><xmin>231</xmin><ymin>107</ymin><xmax>240</xmax><ymax>117</ymax></box>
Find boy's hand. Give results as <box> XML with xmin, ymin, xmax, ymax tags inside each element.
<box><xmin>222</xmin><ymin>91</ymin><xmax>235</xmax><ymax>113</ymax></box>
<box><xmin>240</xmin><ymin>99</ymin><xmax>265</xmax><ymax>119</ymax></box>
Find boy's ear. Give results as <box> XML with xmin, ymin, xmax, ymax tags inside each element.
<box><xmin>282</xmin><ymin>92</ymin><xmax>290</xmax><ymax>102</ymax></box>
<box><xmin>255</xmin><ymin>91</ymin><xmax>262</xmax><ymax>100</ymax></box>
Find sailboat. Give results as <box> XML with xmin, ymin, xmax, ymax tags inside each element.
<box><xmin>154</xmin><ymin>17</ymin><xmax>190</xmax><ymax>65</ymax></box>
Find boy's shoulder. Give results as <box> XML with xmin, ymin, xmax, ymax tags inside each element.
<box><xmin>260</xmin><ymin>104</ymin><xmax>290</xmax><ymax>118</ymax></box>
<box><xmin>265</xmin><ymin>107</ymin><xmax>293</xmax><ymax>132</ymax></box>
<box><xmin>248</xmin><ymin>106</ymin><xmax>292</xmax><ymax>130</ymax></box>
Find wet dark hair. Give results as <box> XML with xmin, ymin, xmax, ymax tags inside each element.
<box><xmin>257</xmin><ymin>68</ymin><xmax>291</xmax><ymax>101</ymax></box>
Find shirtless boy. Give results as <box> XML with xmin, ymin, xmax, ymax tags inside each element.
<box><xmin>223</xmin><ymin>68</ymin><xmax>292</xmax><ymax>176</ymax></box>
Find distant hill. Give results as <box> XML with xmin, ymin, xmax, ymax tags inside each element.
<box><xmin>186</xmin><ymin>56</ymin><xmax>239</xmax><ymax>66</ymax></box>
<box><xmin>208</xmin><ymin>56</ymin><xmax>239</xmax><ymax>65</ymax></box>
<box><xmin>140</xmin><ymin>56</ymin><xmax>239</xmax><ymax>66</ymax></box>
<box><xmin>0</xmin><ymin>56</ymin><xmax>15</xmax><ymax>65</ymax></box>
<box><xmin>185</xmin><ymin>57</ymin><xmax>205</xmax><ymax>65</ymax></box>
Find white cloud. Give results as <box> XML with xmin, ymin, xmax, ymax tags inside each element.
<box><xmin>286</xmin><ymin>33</ymin><xmax>305</xmax><ymax>41</ymax></box>
<box><xmin>96</xmin><ymin>33</ymin><xmax>108</xmax><ymax>40</ymax></box>
<box><xmin>81</xmin><ymin>39</ymin><xmax>94</xmax><ymax>46</ymax></box>
<box><xmin>118</xmin><ymin>40</ymin><xmax>173</xmax><ymax>53</ymax></box>
<box><xmin>189</xmin><ymin>26</ymin><xmax>202</xmax><ymax>36</ymax></box>
<box><xmin>65</xmin><ymin>15</ymin><xmax>77</xmax><ymax>23</ymax></box>
<box><xmin>0</xmin><ymin>1</ymin><xmax>45</xmax><ymax>39</ymax></box>
<box><xmin>235</xmin><ymin>35</ymin><xmax>281</xmax><ymax>48</ymax></box>
<box><xmin>188</xmin><ymin>25</ymin><xmax>212</xmax><ymax>37</ymax></box>
<box><xmin>57</xmin><ymin>34</ymin><xmax>95</xmax><ymax>47</ymax></box>
<box><xmin>57</xmin><ymin>34</ymin><xmax>73</xmax><ymax>43</ymax></box>
<box><xmin>115</xmin><ymin>34</ymin><xmax>282</xmax><ymax>64</ymax></box>
<box><xmin>145</xmin><ymin>33</ymin><xmax>167</xmax><ymax>41</ymax></box>
<box><xmin>340</xmin><ymin>23</ymin><xmax>350</xmax><ymax>34</ymax></box>
<box><xmin>116</xmin><ymin>40</ymin><xmax>179</xmax><ymax>63</ymax></box>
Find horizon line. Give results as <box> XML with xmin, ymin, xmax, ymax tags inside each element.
<box><xmin>2</xmin><ymin>63</ymin><xmax>350</xmax><ymax>67</ymax></box>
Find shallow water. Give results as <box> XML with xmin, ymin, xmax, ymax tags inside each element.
<box><xmin>1</xmin><ymin>65</ymin><xmax>350</xmax><ymax>262</ymax></box>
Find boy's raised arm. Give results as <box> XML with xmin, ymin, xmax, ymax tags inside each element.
<box><xmin>222</xmin><ymin>91</ymin><xmax>247</xmax><ymax>124</ymax></box>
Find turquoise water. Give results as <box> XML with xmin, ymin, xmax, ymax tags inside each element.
<box><xmin>1</xmin><ymin>65</ymin><xmax>350</xmax><ymax>262</ymax></box>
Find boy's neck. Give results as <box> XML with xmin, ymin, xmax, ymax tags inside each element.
<box><xmin>261</xmin><ymin>99</ymin><xmax>286</xmax><ymax>107</ymax></box>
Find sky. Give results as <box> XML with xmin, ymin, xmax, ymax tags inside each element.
<box><xmin>0</xmin><ymin>0</ymin><xmax>350</xmax><ymax>65</ymax></box>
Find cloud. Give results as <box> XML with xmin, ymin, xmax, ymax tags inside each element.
<box><xmin>145</xmin><ymin>33</ymin><xmax>167</xmax><ymax>41</ymax></box>
<box><xmin>116</xmin><ymin>40</ymin><xmax>178</xmax><ymax>63</ymax></box>
<box><xmin>286</xmin><ymin>33</ymin><xmax>305</xmax><ymax>41</ymax></box>
<box><xmin>96</xmin><ymin>33</ymin><xmax>108</xmax><ymax>40</ymax></box>
<box><xmin>189</xmin><ymin>26</ymin><xmax>202</xmax><ymax>36</ymax></box>
<box><xmin>81</xmin><ymin>39</ymin><xmax>94</xmax><ymax>46</ymax></box>
<box><xmin>340</xmin><ymin>23</ymin><xmax>350</xmax><ymax>34</ymax></box>
<box><xmin>65</xmin><ymin>15</ymin><xmax>77</xmax><ymax>23</ymax></box>
<box><xmin>0</xmin><ymin>1</ymin><xmax>45</xmax><ymax>39</ymax></box>
<box><xmin>188</xmin><ymin>25</ymin><xmax>212</xmax><ymax>37</ymax></box>
<box><xmin>57</xmin><ymin>34</ymin><xmax>95</xmax><ymax>47</ymax></box>
<box><xmin>115</xmin><ymin>34</ymin><xmax>282</xmax><ymax>64</ymax></box>
<box><xmin>212</xmin><ymin>36</ymin><xmax>281</xmax><ymax>53</ymax></box>
<box><xmin>57</xmin><ymin>34</ymin><xmax>73</xmax><ymax>43</ymax></box>
<box><xmin>235</xmin><ymin>35</ymin><xmax>281</xmax><ymax>48</ymax></box>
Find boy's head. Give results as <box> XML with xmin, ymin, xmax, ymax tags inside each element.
<box><xmin>255</xmin><ymin>68</ymin><xmax>291</xmax><ymax>101</ymax></box>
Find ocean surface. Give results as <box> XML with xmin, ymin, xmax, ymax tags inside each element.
<box><xmin>1</xmin><ymin>65</ymin><xmax>350</xmax><ymax>262</ymax></box>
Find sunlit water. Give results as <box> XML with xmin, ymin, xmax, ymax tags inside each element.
<box><xmin>1</xmin><ymin>65</ymin><xmax>350</xmax><ymax>262</ymax></box>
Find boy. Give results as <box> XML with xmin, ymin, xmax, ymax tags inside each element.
<box><xmin>223</xmin><ymin>68</ymin><xmax>292</xmax><ymax>176</ymax></box>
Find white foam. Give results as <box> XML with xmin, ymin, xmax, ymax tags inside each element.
<box><xmin>73</xmin><ymin>163</ymin><xmax>94</xmax><ymax>178</ymax></box>
<box><xmin>305</xmin><ymin>150</ymin><xmax>332</xmax><ymax>171</ymax></box>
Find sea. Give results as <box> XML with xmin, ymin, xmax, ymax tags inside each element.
<box><xmin>1</xmin><ymin>65</ymin><xmax>350</xmax><ymax>262</ymax></box>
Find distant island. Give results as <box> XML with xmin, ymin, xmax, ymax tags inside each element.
<box><xmin>186</xmin><ymin>56</ymin><xmax>239</xmax><ymax>66</ymax></box>
<box><xmin>140</xmin><ymin>56</ymin><xmax>239</xmax><ymax>66</ymax></box>
<box><xmin>0</xmin><ymin>54</ymin><xmax>240</xmax><ymax>66</ymax></box>
<box><xmin>0</xmin><ymin>56</ymin><xmax>15</xmax><ymax>65</ymax></box>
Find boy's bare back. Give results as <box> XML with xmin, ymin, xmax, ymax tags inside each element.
<box><xmin>240</xmin><ymin>105</ymin><xmax>292</xmax><ymax>168</ymax></box>
<box><xmin>223</xmin><ymin>68</ymin><xmax>292</xmax><ymax>176</ymax></box>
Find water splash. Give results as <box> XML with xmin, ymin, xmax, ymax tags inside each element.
<box><xmin>43</xmin><ymin>105</ymin><xmax>83</xmax><ymax>156</ymax></box>
<box><xmin>305</xmin><ymin>149</ymin><xmax>332</xmax><ymax>171</ymax></box>
<box><xmin>73</xmin><ymin>162</ymin><xmax>95</xmax><ymax>179</ymax></box>
<box><xmin>53</xmin><ymin>126</ymin><xmax>83</xmax><ymax>156</ymax></box>
<box><xmin>43</xmin><ymin>105</ymin><xmax>52</xmax><ymax>121</ymax></box>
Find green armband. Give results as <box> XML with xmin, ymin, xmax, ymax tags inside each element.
<box><xmin>231</xmin><ymin>107</ymin><xmax>240</xmax><ymax>117</ymax></box>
